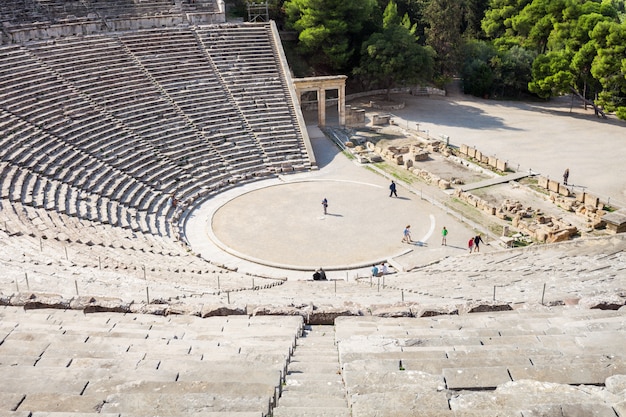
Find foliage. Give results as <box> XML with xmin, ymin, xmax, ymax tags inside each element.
<box><xmin>283</xmin><ymin>0</ymin><xmax>377</xmax><ymax>73</ymax></box>
<box><xmin>461</xmin><ymin>39</ymin><xmax>535</xmax><ymax>98</ymax></box>
<box><xmin>423</xmin><ymin>0</ymin><xmax>463</xmax><ymax>75</ymax></box>
<box><xmin>480</xmin><ymin>0</ymin><xmax>626</xmax><ymax>118</ymax></box>
<box><xmin>355</xmin><ymin>1</ymin><xmax>434</xmax><ymax>99</ymax></box>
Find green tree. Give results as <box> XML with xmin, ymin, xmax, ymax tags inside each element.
<box><xmin>591</xmin><ymin>20</ymin><xmax>626</xmax><ymax>118</ymax></box>
<box><xmin>423</xmin><ymin>0</ymin><xmax>463</xmax><ymax>75</ymax></box>
<box><xmin>284</xmin><ymin>0</ymin><xmax>377</xmax><ymax>73</ymax></box>
<box><xmin>355</xmin><ymin>0</ymin><xmax>434</xmax><ymax>100</ymax></box>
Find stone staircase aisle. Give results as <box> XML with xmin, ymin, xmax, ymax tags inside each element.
<box><xmin>272</xmin><ymin>324</ymin><xmax>350</xmax><ymax>417</ymax></box>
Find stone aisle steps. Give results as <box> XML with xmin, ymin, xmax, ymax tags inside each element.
<box><xmin>272</xmin><ymin>325</ymin><xmax>350</xmax><ymax>417</ymax></box>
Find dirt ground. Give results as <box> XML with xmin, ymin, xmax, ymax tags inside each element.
<box><xmin>342</xmin><ymin>111</ymin><xmax>603</xmax><ymax>242</ymax></box>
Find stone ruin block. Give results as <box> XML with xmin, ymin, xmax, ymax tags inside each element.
<box><xmin>398</xmin><ymin>146</ymin><xmax>410</xmax><ymax>154</ymax></box>
<box><xmin>584</xmin><ymin>193</ymin><xmax>599</xmax><ymax>208</ymax></box>
<box><xmin>395</xmin><ymin>154</ymin><xmax>404</xmax><ymax>165</ymax></box>
<box><xmin>496</xmin><ymin>159</ymin><xmax>508</xmax><ymax>171</ymax></box>
<box><xmin>372</xmin><ymin>114</ymin><xmax>390</xmax><ymax>125</ymax></box>
<box><xmin>475</xmin><ymin>150</ymin><xmax>483</xmax><ymax>161</ymax></box>
<box><xmin>438</xmin><ymin>179</ymin><xmax>450</xmax><ymax>189</ymax></box>
<box><xmin>405</xmin><ymin>159</ymin><xmax>413</xmax><ymax>169</ymax></box>
<box><xmin>548</xmin><ymin>180</ymin><xmax>560</xmax><ymax>193</ymax></box>
<box><xmin>345</xmin><ymin>141</ymin><xmax>354</xmax><ymax>148</ymax></box>
<box><xmin>488</xmin><ymin>156</ymin><xmax>498</xmax><ymax>168</ymax></box>
<box><xmin>576</xmin><ymin>191</ymin><xmax>586</xmax><ymax>203</ymax></box>
<box><xmin>460</xmin><ymin>144</ymin><xmax>469</xmax><ymax>155</ymax></box>
<box><xmin>558</xmin><ymin>185</ymin><xmax>571</xmax><ymax>197</ymax></box>
<box><xmin>603</xmin><ymin>209</ymin><xmax>626</xmax><ymax>234</ymax></box>
<box><xmin>481</xmin><ymin>155</ymin><xmax>490</xmax><ymax>164</ymax></box>
<box><xmin>467</xmin><ymin>147</ymin><xmax>477</xmax><ymax>158</ymax></box>
<box><xmin>366</xmin><ymin>141</ymin><xmax>375</xmax><ymax>151</ymax></box>
<box><xmin>414</xmin><ymin>151</ymin><xmax>429</xmax><ymax>161</ymax></box>
<box><xmin>537</xmin><ymin>176</ymin><xmax>549</xmax><ymax>189</ymax></box>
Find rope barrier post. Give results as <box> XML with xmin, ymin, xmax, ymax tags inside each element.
<box><xmin>493</xmin><ymin>285</ymin><xmax>496</xmax><ymax>301</ymax></box>
<box><xmin>15</xmin><ymin>279</ymin><xmax>19</xmax><ymax>292</ymax></box>
<box><xmin>402</xmin><ymin>290</ymin><xmax>404</xmax><ymax>302</ymax></box>
<box><xmin>75</xmin><ymin>280</ymin><xmax>79</xmax><ymax>296</ymax></box>
<box><xmin>98</xmin><ymin>256</ymin><xmax>101</xmax><ymax>270</ymax></box>
<box><xmin>334</xmin><ymin>279</ymin><xmax>337</xmax><ymax>295</ymax></box>
<box><xmin>146</xmin><ymin>286</ymin><xmax>150</xmax><ymax>304</ymax></box>
<box><xmin>65</xmin><ymin>246</ymin><xmax>68</xmax><ymax>261</ymax></box>
<box><xmin>25</xmin><ymin>272</ymin><xmax>29</xmax><ymax>291</ymax></box>
<box><xmin>40</xmin><ymin>238</ymin><xmax>43</xmax><ymax>252</ymax></box>
<box><xmin>227</xmin><ymin>291</ymin><xmax>230</xmax><ymax>304</ymax></box>
<box><xmin>541</xmin><ymin>283</ymin><xmax>546</xmax><ymax>305</ymax></box>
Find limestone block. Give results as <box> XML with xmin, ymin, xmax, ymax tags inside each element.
<box><xmin>395</xmin><ymin>154</ymin><xmax>404</xmax><ymax>165</ymax></box>
<box><xmin>488</xmin><ymin>156</ymin><xmax>498</xmax><ymax>168</ymax></box>
<box><xmin>439</xmin><ymin>179</ymin><xmax>450</xmax><ymax>189</ymax></box>
<box><xmin>464</xmin><ymin>302</ymin><xmax>513</xmax><ymax>313</ymax></box>
<box><xmin>467</xmin><ymin>148</ymin><xmax>477</xmax><ymax>158</ymax></box>
<box><xmin>345</xmin><ymin>141</ymin><xmax>354</xmax><ymax>148</ymax></box>
<box><xmin>548</xmin><ymin>180</ymin><xmax>560</xmax><ymax>193</ymax></box>
<box><xmin>578</xmin><ymin>295</ymin><xmax>626</xmax><ymax>310</ymax></box>
<box><xmin>71</xmin><ymin>296</ymin><xmax>131</xmax><ymax>313</ymax></box>
<box><xmin>460</xmin><ymin>144</ymin><xmax>469</xmax><ymax>155</ymax></box>
<box><xmin>370</xmin><ymin>303</ymin><xmax>413</xmax><ymax>318</ymax></box>
<box><xmin>200</xmin><ymin>303</ymin><xmax>247</xmax><ymax>317</ymax></box>
<box><xmin>129</xmin><ymin>303</ymin><xmax>169</xmax><ymax>315</ymax></box>
<box><xmin>405</xmin><ymin>159</ymin><xmax>413</xmax><ymax>169</ymax></box>
<box><xmin>399</xmin><ymin>146</ymin><xmax>410</xmax><ymax>154</ymax></box>
<box><xmin>584</xmin><ymin>193</ymin><xmax>599</xmax><ymax>207</ymax></box>
<box><xmin>166</xmin><ymin>303</ymin><xmax>203</xmax><ymax>316</ymax></box>
<box><xmin>538</xmin><ymin>176</ymin><xmax>549</xmax><ymax>188</ymax></box>
<box><xmin>414</xmin><ymin>151</ymin><xmax>429</xmax><ymax>161</ymax></box>
<box><xmin>606</xmin><ymin>375</ymin><xmax>626</xmax><ymax>395</ymax></box>
<box><xmin>475</xmin><ymin>150</ymin><xmax>483</xmax><ymax>162</ymax></box>
<box><xmin>375</xmin><ymin>146</ymin><xmax>383</xmax><ymax>154</ymax></box>
<box><xmin>484</xmin><ymin>205</ymin><xmax>496</xmax><ymax>215</ymax></box>
<box><xmin>251</xmin><ymin>304</ymin><xmax>310</xmax><ymax>320</ymax></box>
<box><xmin>413</xmin><ymin>305</ymin><xmax>459</xmax><ymax>317</ymax></box>
<box><xmin>443</xmin><ymin>366</ymin><xmax>511</xmax><ymax>389</ymax></box>
<box><xmin>309</xmin><ymin>306</ymin><xmax>361</xmax><ymax>325</ymax></box>
<box><xmin>535</xmin><ymin>229</ymin><xmax>548</xmax><ymax>243</ymax></box>
<box><xmin>547</xmin><ymin>229</ymin><xmax>573</xmax><ymax>243</ymax></box>
<box><xmin>11</xmin><ymin>292</ymin><xmax>70</xmax><ymax>310</ymax></box>
<box><xmin>496</xmin><ymin>159</ymin><xmax>508</xmax><ymax>171</ymax></box>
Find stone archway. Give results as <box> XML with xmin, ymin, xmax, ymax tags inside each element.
<box><xmin>293</xmin><ymin>75</ymin><xmax>347</xmax><ymax>127</ymax></box>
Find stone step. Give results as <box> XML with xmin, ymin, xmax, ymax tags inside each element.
<box><xmin>276</xmin><ymin>396</ymin><xmax>347</xmax><ymax>408</ymax></box>
<box><xmin>275</xmin><ymin>325</ymin><xmax>349</xmax><ymax>416</ymax></box>
<box><xmin>282</xmin><ymin>378</ymin><xmax>346</xmax><ymax>397</ymax></box>
<box><xmin>272</xmin><ymin>406</ymin><xmax>351</xmax><ymax>417</ymax></box>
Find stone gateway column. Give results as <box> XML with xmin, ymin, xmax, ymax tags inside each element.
<box><xmin>293</xmin><ymin>75</ymin><xmax>348</xmax><ymax>127</ymax></box>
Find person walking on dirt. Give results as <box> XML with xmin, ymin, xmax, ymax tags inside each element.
<box><xmin>441</xmin><ymin>226</ymin><xmax>448</xmax><ymax>246</ymax></box>
<box><xmin>563</xmin><ymin>168</ymin><xmax>569</xmax><ymax>185</ymax></box>
<box><xmin>389</xmin><ymin>180</ymin><xmax>398</xmax><ymax>197</ymax></box>
<box><xmin>402</xmin><ymin>225</ymin><xmax>412</xmax><ymax>244</ymax></box>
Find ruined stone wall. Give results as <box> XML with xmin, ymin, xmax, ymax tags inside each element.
<box><xmin>459</xmin><ymin>144</ymin><xmax>508</xmax><ymax>172</ymax></box>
